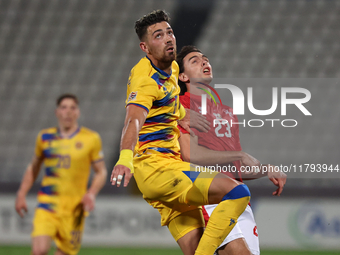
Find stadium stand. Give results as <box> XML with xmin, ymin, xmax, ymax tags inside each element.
<box><xmin>0</xmin><ymin>0</ymin><xmax>339</xmax><ymax>192</ymax></box>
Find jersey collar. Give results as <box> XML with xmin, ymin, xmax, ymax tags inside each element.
<box><xmin>146</xmin><ymin>56</ymin><xmax>172</xmax><ymax>79</ymax></box>
<box><xmin>57</xmin><ymin>126</ymin><xmax>81</xmax><ymax>139</ymax></box>
<box><xmin>184</xmin><ymin>92</ymin><xmax>215</xmax><ymax>104</ymax></box>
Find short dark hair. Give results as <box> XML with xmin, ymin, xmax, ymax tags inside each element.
<box><xmin>135</xmin><ymin>10</ymin><xmax>170</xmax><ymax>41</ymax></box>
<box><xmin>56</xmin><ymin>94</ymin><xmax>79</xmax><ymax>106</ymax></box>
<box><xmin>176</xmin><ymin>45</ymin><xmax>202</xmax><ymax>95</ymax></box>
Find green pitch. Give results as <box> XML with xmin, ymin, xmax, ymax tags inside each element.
<box><xmin>0</xmin><ymin>246</ymin><xmax>339</xmax><ymax>255</ymax></box>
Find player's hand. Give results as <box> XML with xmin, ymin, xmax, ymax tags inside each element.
<box><xmin>178</xmin><ymin>109</ymin><xmax>210</xmax><ymax>134</ymax></box>
<box><xmin>82</xmin><ymin>192</ymin><xmax>95</xmax><ymax>212</ymax></box>
<box><xmin>15</xmin><ymin>193</ymin><xmax>28</xmax><ymax>218</ymax></box>
<box><xmin>240</xmin><ymin>152</ymin><xmax>261</xmax><ymax>175</ymax></box>
<box><xmin>267</xmin><ymin>165</ymin><xmax>287</xmax><ymax>196</ymax></box>
<box><xmin>111</xmin><ymin>165</ymin><xmax>133</xmax><ymax>187</ymax></box>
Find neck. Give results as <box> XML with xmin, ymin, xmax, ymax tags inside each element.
<box><xmin>187</xmin><ymin>82</ymin><xmax>212</xmax><ymax>99</ymax></box>
<box><xmin>147</xmin><ymin>54</ymin><xmax>172</xmax><ymax>75</ymax></box>
<box><xmin>58</xmin><ymin>124</ymin><xmax>78</xmax><ymax>138</ymax></box>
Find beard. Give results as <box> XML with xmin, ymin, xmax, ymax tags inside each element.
<box><xmin>160</xmin><ymin>49</ymin><xmax>176</xmax><ymax>65</ymax></box>
<box><xmin>149</xmin><ymin>45</ymin><xmax>177</xmax><ymax>66</ymax></box>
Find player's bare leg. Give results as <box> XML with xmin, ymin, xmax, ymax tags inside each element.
<box><xmin>31</xmin><ymin>236</ymin><xmax>52</xmax><ymax>255</ymax></box>
<box><xmin>217</xmin><ymin>238</ymin><xmax>252</xmax><ymax>255</ymax></box>
<box><xmin>55</xmin><ymin>248</ymin><xmax>69</xmax><ymax>255</ymax></box>
<box><xmin>207</xmin><ymin>174</ymin><xmax>240</xmax><ymax>204</ymax></box>
<box><xmin>177</xmin><ymin>228</ymin><xmax>204</xmax><ymax>255</ymax></box>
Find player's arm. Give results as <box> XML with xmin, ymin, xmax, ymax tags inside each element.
<box><xmin>15</xmin><ymin>155</ymin><xmax>44</xmax><ymax>217</ymax></box>
<box><xmin>178</xmin><ymin>107</ymin><xmax>211</xmax><ymax>134</ymax></box>
<box><xmin>241</xmin><ymin>164</ymin><xmax>287</xmax><ymax>196</ymax></box>
<box><xmin>179</xmin><ymin>133</ymin><xmax>286</xmax><ymax>195</ymax></box>
<box><xmin>179</xmin><ymin>132</ymin><xmax>259</xmax><ymax>167</ymax></box>
<box><xmin>110</xmin><ymin>104</ymin><xmax>147</xmax><ymax>187</ymax></box>
<box><xmin>82</xmin><ymin>160</ymin><xmax>107</xmax><ymax>212</ymax></box>
<box><xmin>230</xmin><ymin>113</ymin><xmax>286</xmax><ymax>190</ymax></box>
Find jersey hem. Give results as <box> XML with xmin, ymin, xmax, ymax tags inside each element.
<box><xmin>91</xmin><ymin>158</ymin><xmax>104</xmax><ymax>164</ymax></box>
<box><xmin>127</xmin><ymin>103</ymin><xmax>149</xmax><ymax>113</ymax></box>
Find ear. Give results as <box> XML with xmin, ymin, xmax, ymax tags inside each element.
<box><xmin>140</xmin><ymin>42</ymin><xmax>150</xmax><ymax>54</ymax></box>
<box><xmin>179</xmin><ymin>72</ymin><xmax>189</xmax><ymax>83</ymax></box>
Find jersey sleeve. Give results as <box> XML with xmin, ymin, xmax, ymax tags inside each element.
<box><xmin>90</xmin><ymin>133</ymin><xmax>104</xmax><ymax>163</ymax></box>
<box><xmin>34</xmin><ymin>131</ymin><xmax>44</xmax><ymax>158</ymax></box>
<box><xmin>126</xmin><ymin>77</ymin><xmax>159</xmax><ymax>113</ymax></box>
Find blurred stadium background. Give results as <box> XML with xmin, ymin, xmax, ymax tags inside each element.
<box><xmin>0</xmin><ymin>0</ymin><xmax>339</xmax><ymax>254</ymax></box>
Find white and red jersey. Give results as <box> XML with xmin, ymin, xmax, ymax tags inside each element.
<box><xmin>179</xmin><ymin>92</ymin><xmax>243</xmax><ymax>181</ymax></box>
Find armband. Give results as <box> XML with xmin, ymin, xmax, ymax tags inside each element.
<box><xmin>115</xmin><ymin>149</ymin><xmax>134</xmax><ymax>174</ymax></box>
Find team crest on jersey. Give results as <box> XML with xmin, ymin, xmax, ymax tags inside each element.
<box><xmin>75</xmin><ymin>142</ymin><xmax>83</xmax><ymax>150</ymax></box>
<box><xmin>127</xmin><ymin>91</ymin><xmax>137</xmax><ymax>103</ymax></box>
<box><xmin>213</xmin><ymin>113</ymin><xmax>223</xmax><ymax>119</ymax></box>
<box><xmin>223</xmin><ymin>109</ymin><xmax>233</xmax><ymax>118</ymax></box>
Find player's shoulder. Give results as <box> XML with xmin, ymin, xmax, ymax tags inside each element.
<box><xmin>35</xmin><ymin>127</ymin><xmax>58</xmax><ymax>142</ymax></box>
<box><xmin>131</xmin><ymin>57</ymin><xmax>150</xmax><ymax>75</ymax></box>
<box><xmin>222</xmin><ymin>104</ymin><xmax>234</xmax><ymax>113</ymax></box>
<box><xmin>38</xmin><ymin>127</ymin><xmax>57</xmax><ymax>134</ymax></box>
<box><xmin>180</xmin><ymin>92</ymin><xmax>189</xmax><ymax>99</ymax></box>
<box><xmin>179</xmin><ymin>92</ymin><xmax>190</xmax><ymax>103</ymax></box>
<box><xmin>37</xmin><ymin>127</ymin><xmax>58</xmax><ymax>137</ymax></box>
<box><xmin>130</xmin><ymin>57</ymin><xmax>157</xmax><ymax>84</ymax></box>
<box><xmin>79</xmin><ymin>127</ymin><xmax>101</xmax><ymax>139</ymax></box>
<box><xmin>172</xmin><ymin>60</ymin><xmax>179</xmax><ymax>74</ymax></box>
<box><xmin>180</xmin><ymin>93</ymin><xmax>194</xmax><ymax>110</ymax></box>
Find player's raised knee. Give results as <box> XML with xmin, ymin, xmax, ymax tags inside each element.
<box><xmin>222</xmin><ymin>184</ymin><xmax>251</xmax><ymax>202</ymax></box>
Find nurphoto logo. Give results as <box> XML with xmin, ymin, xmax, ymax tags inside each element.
<box><xmin>200</xmin><ymin>84</ymin><xmax>312</xmax><ymax>128</ymax></box>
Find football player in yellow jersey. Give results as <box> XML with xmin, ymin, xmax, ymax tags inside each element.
<box><xmin>111</xmin><ymin>10</ymin><xmax>254</xmax><ymax>255</ymax></box>
<box><xmin>15</xmin><ymin>94</ymin><xmax>107</xmax><ymax>255</ymax></box>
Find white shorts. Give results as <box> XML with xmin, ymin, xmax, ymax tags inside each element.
<box><xmin>203</xmin><ymin>204</ymin><xmax>260</xmax><ymax>255</ymax></box>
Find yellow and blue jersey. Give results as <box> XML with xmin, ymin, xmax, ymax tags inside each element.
<box><xmin>35</xmin><ymin>126</ymin><xmax>104</xmax><ymax>214</ymax></box>
<box><xmin>126</xmin><ymin>56</ymin><xmax>181</xmax><ymax>157</ymax></box>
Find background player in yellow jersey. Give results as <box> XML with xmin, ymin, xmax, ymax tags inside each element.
<box><xmin>15</xmin><ymin>94</ymin><xmax>107</xmax><ymax>255</ymax></box>
<box><xmin>111</xmin><ymin>10</ymin><xmax>259</xmax><ymax>255</ymax></box>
